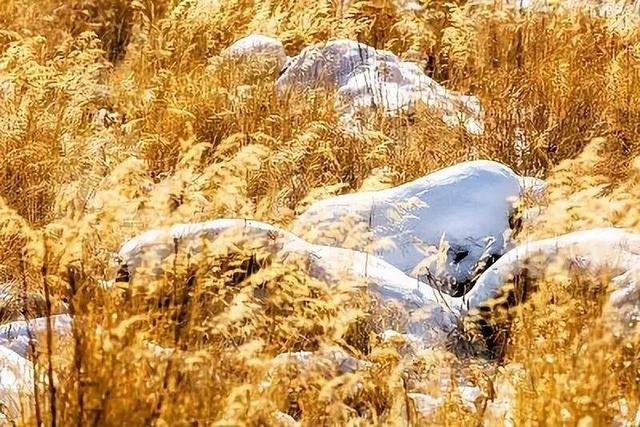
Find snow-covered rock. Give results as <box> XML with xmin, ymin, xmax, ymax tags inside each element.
<box><xmin>409</xmin><ymin>384</ymin><xmax>482</xmax><ymax>420</ymax></box>
<box><xmin>380</xmin><ymin>329</ymin><xmax>425</xmax><ymax>355</ymax></box>
<box><xmin>224</xmin><ymin>34</ymin><xmax>289</xmax><ymax>73</ymax></box>
<box><xmin>258</xmin><ymin>347</ymin><xmax>371</xmax><ymax>398</ymax></box>
<box><xmin>116</xmin><ymin>219</ymin><xmax>462</xmax><ymax>344</ymax></box>
<box><xmin>277</xmin><ymin>40</ymin><xmax>390</xmax><ymax>93</ymax></box>
<box><xmin>276</xmin><ymin>39</ymin><xmax>484</xmax><ymax>134</ymax></box>
<box><xmin>409</xmin><ymin>392</ymin><xmax>444</xmax><ymax>419</ymax></box>
<box><xmin>273</xmin><ymin>411</ymin><xmax>299</xmax><ymax>427</ymax></box>
<box><xmin>0</xmin><ymin>284</ymin><xmax>38</xmax><ymax>323</ymax></box>
<box><xmin>602</xmin><ymin>266</ymin><xmax>640</xmax><ymax>339</ymax></box>
<box><xmin>0</xmin><ymin>316</ymin><xmax>176</xmax><ymax>422</ymax></box>
<box><xmin>0</xmin><ymin>315</ymin><xmax>73</xmax><ymax>358</ymax></box>
<box><xmin>481</xmin><ymin>363</ymin><xmax>525</xmax><ymax>427</ymax></box>
<box><xmin>465</xmin><ymin>228</ymin><xmax>640</xmax><ymax>312</ymax></box>
<box><xmin>292</xmin><ymin>160</ymin><xmax>541</xmax><ymax>296</ymax></box>
<box><xmin>116</xmin><ymin>219</ymin><xmax>288</xmax><ymax>283</ymax></box>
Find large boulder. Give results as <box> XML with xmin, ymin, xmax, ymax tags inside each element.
<box><xmin>292</xmin><ymin>161</ymin><xmax>544</xmax><ymax>296</ymax></box>
<box><xmin>276</xmin><ymin>39</ymin><xmax>484</xmax><ymax>134</ymax></box>
<box><xmin>115</xmin><ymin>219</ymin><xmax>462</xmax><ymax>344</ymax></box>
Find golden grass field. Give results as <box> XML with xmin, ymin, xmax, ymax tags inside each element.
<box><xmin>1</xmin><ymin>0</ymin><xmax>640</xmax><ymax>425</ymax></box>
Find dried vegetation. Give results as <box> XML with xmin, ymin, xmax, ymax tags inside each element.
<box><xmin>1</xmin><ymin>0</ymin><xmax>640</xmax><ymax>425</ymax></box>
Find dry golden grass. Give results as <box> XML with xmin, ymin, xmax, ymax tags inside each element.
<box><xmin>1</xmin><ymin>0</ymin><xmax>640</xmax><ymax>425</ymax></box>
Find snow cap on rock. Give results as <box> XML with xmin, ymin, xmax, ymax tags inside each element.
<box><xmin>116</xmin><ymin>219</ymin><xmax>462</xmax><ymax>342</ymax></box>
<box><xmin>466</xmin><ymin>228</ymin><xmax>640</xmax><ymax>313</ymax></box>
<box><xmin>224</xmin><ymin>34</ymin><xmax>288</xmax><ymax>73</ymax></box>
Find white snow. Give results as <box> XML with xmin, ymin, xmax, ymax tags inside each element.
<box><xmin>292</xmin><ymin>160</ymin><xmax>540</xmax><ymax>296</ymax></box>
<box><xmin>276</xmin><ymin>39</ymin><xmax>484</xmax><ymax>134</ymax></box>
<box><xmin>277</xmin><ymin>40</ymin><xmax>387</xmax><ymax>92</ymax></box>
<box><xmin>409</xmin><ymin>392</ymin><xmax>444</xmax><ymax>419</ymax></box>
<box><xmin>465</xmin><ymin>228</ymin><xmax>640</xmax><ymax>312</ymax></box>
<box><xmin>116</xmin><ymin>218</ymin><xmax>289</xmax><ymax>281</ymax></box>
<box><xmin>273</xmin><ymin>411</ymin><xmax>299</xmax><ymax>427</ymax></box>
<box><xmin>480</xmin><ymin>363</ymin><xmax>525</xmax><ymax>427</ymax></box>
<box><xmin>408</xmin><ymin>384</ymin><xmax>481</xmax><ymax>419</ymax></box>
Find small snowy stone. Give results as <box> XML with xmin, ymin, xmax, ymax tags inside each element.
<box><xmin>409</xmin><ymin>392</ymin><xmax>443</xmax><ymax>418</ymax></box>
<box><xmin>273</xmin><ymin>411</ymin><xmax>299</xmax><ymax>427</ymax></box>
<box><xmin>224</xmin><ymin>34</ymin><xmax>288</xmax><ymax>73</ymax></box>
